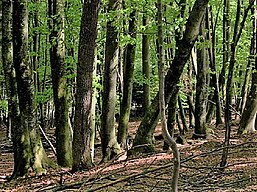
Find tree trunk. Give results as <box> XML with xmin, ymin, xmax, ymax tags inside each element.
<box><xmin>187</xmin><ymin>59</ymin><xmax>195</xmax><ymax>129</ymax></box>
<box><xmin>2</xmin><ymin>0</ymin><xmax>18</xmax><ymax>140</ymax></box>
<box><xmin>178</xmin><ymin>95</ymin><xmax>188</xmax><ymax>134</ymax></box>
<box><xmin>238</xmin><ymin>1</ymin><xmax>257</xmax><ymax>134</ymax></box>
<box><xmin>220</xmin><ymin>0</ymin><xmax>254</xmax><ymax>169</ymax></box>
<box><xmin>117</xmin><ymin>9</ymin><xmax>137</xmax><ymax>148</ymax></box>
<box><xmin>194</xmin><ymin>13</ymin><xmax>208</xmax><ymax>139</ymax></box>
<box><xmin>239</xmin><ymin>73</ymin><xmax>257</xmax><ymax>133</ymax></box>
<box><xmin>31</xmin><ymin>0</ymin><xmax>40</xmax><ymax>91</ymax></box>
<box><xmin>49</xmin><ymin>0</ymin><xmax>72</xmax><ymax>167</ymax></box>
<box><xmin>164</xmin><ymin>87</ymin><xmax>178</xmax><ymax>150</ymax></box>
<box><xmin>238</xmin><ymin>19</ymin><xmax>255</xmax><ymax>115</ymax></box>
<box><xmin>12</xmin><ymin>0</ymin><xmax>49</xmax><ymax>177</ymax></box>
<box><xmin>219</xmin><ymin>0</ymin><xmax>230</xmax><ymax>95</ymax></box>
<box><xmin>157</xmin><ymin>1</ymin><xmax>180</xmax><ymax>191</ymax></box>
<box><xmin>206</xmin><ymin>7</ymin><xmax>223</xmax><ymax>125</ymax></box>
<box><xmin>72</xmin><ymin>0</ymin><xmax>100</xmax><ymax>171</ymax></box>
<box><xmin>142</xmin><ymin>10</ymin><xmax>151</xmax><ymax>112</ymax></box>
<box><xmin>101</xmin><ymin>0</ymin><xmax>121</xmax><ymax>162</ymax></box>
<box><xmin>131</xmin><ymin>0</ymin><xmax>209</xmax><ymax>153</ymax></box>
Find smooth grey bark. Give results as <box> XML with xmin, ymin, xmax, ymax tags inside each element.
<box><xmin>131</xmin><ymin>0</ymin><xmax>209</xmax><ymax>153</ymax></box>
<box><xmin>2</xmin><ymin>0</ymin><xmax>18</xmax><ymax>140</ymax></box>
<box><xmin>12</xmin><ymin>0</ymin><xmax>49</xmax><ymax>177</ymax></box>
<box><xmin>186</xmin><ymin>57</ymin><xmax>195</xmax><ymax>129</ymax></box>
<box><xmin>101</xmin><ymin>0</ymin><xmax>121</xmax><ymax>162</ymax></box>
<box><xmin>178</xmin><ymin>95</ymin><xmax>188</xmax><ymax>134</ymax></box>
<box><xmin>238</xmin><ymin>60</ymin><xmax>251</xmax><ymax>115</ymax></box>
<box><xmin>49</xmin><ymin>0</ymin><xmax>72</xmax><ymax>167</ymax></box>
<box><xmin>238</xmin><ymin>72</ymin><xmax>257</xmax><ymax>134</ymax></box>
<box><xmin>117</xmin><ymin>9</ymin><xmax>137</xmax><ymax>148</ymax></box>
<box><xmin>165</xmin><ymin>87</ymin><xmax>178</xmax><ymax>148</ymax></box>
<box><xmin>194</xmin><ymin>13</ymin><xmax>208</xmax><ymax>139</ymax></box>
<box><xmin>219</xmin><ymin>0</ymin><xmax>230</xmax><ymax>95</ymax></box>
<box><xmin>31</xmin><ymin>0</ymin><xmax>40</xmax><ymax>91</ymax></box>
<box><xmin>220</xmin><ymin>0</ymin><xmax>254</xmax><ymax>169</ymax></box>
<box><xmin>206</xmin><ymin>6</ymin><xmax>222</xmax><ymax>125</ymax></box>
<box><xmin>142</xmin><ymin>10</ymin><xmax>151</xmax><ymax>111</ymax></box>
<box><xmin>157</xmin><ymin>1</ymin><xmax>180</xmax><ymax>191</ymax></box>
<box><xmin>2</xmin><ymin>0</ymin><xmax>20</xmax><ymax>166</ymax></box>
<box><xmin>72</xmin><ymin>0</ymin><xmax>100</xmax><ymax>171</ymax></box>
<box><xmin>238</xmin><ymin>2</ymin><xmax>257</xmax><ymax>134</ymax></box>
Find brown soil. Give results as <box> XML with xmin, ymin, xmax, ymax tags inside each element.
<box><xmin>1</xmin><ymin>120</ymin><xmax>257</xmax><ymax>191</ymax></box>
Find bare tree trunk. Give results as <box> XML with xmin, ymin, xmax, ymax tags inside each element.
<box><xmin>72</xmin><ymin>0</ymin><xmax>100</xmax><ymax>171</ymax></box>
<box><xmin>101</xmin><ymin>0</ymin><xmax>121</xmax><ymax>162</ymax></box>
<box><xmin>194</xmin><ymin>12</ymin><xmax>208</xmax><ymax>139</ymax></box>
<box><xmin>206</xmin><ymin>6</ymin><xmax>223</xmax><ymax>125</ymax></box>
<box><xmin>187</xmin><ymin>59</ymin><xmax>195</xmax><ymax>129</ymax></box>
<box><xmin>49</xmin><ymin>0</ymin><xmax>72</xmax><ymax>167</ymax></box>
<box><xmin>157</xmin><ymin>1</ymin><xmax>180</xmax><ymax>191</ymax></box>
<box><xmin>2</xmin><ymin>0</ymin><xmax>18</xmax><ymax>141</ymax></box>
<box><xmin>238</xmin><ymin>0</ymin><xmax>257</xmax><ymax>134</ymax></box>
<box><xmin>220</xmin><ymin>0</ymin><xmax>254</xmax><ymax>169</ymax></box>
<box><xmin>142</xmin><ymin>7</ymin><xmax>150</xmax><ymax>112</ymax></box>
<box><xmin>178</xmin><ymin>95</ymin><xmax>188</xmax><ymax>134</ymax></box>
<box><xmin>12</xmin><ymin>0</ymin><xmax>49</xmax><ymax>177</ymax></box>
<box><xmin>117</xmin><ymin>8</ymin><xmax>137</xmax><ymax>148</ymax></box>
<box><xmin>219</xmin><ymin>0</ymin><xmax>230</xmax><ymax>95</ymax></box>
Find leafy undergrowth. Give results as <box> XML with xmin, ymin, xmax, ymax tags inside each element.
<box><xmin>1</xmin><ymin>120</ymin><xmax>257</xmax><ymax>191</ymax></box>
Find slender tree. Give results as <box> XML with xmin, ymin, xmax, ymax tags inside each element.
<box><xmin>219</xmin><ymin>0</ymin><xmax>230</xmax><ymax>95</ymax></box>
<box><xmin>101</xmin><ymin>0</ymin><xmax>121</xmax><ymax>161</ymax></box>
<box><xmin>12</xmin><ymin>0</ymin><xmax>49</xmax><ymax>177</ymax></box>
<box><xmin>206</xmin><ymin>6</ymin><xmax>223</xmax><ymax>125</ymax></box>
<box><xmin>194</xmin><ymin>12</ymin><xmax>208</xmax><ymax>139</ymax></box>
<box><xmin>117</xmin><ymin>8</ymin><xmax>137</xmax><ymax>148</ymax></box>
<box><xmin>220</xmin><ymin>0</ymin><xmax>254</xmax><ymax>169</ymax></box>
<box><xmin>238</xmin><ymin>0</ymin><xmax>257</xmax><ymax>134</ymax></box>
<box><xmin>72</xmin><ymin>0</ymin><xmax>100</xmax><ymax>171</ymax></box>
<box><xmin>142</xmin><ymin>4</ymin><xmax>151</xmax><ymax>112</ymax></box>
<box><xmin>157</xmin><ymin>0</ymin><xmax>180</xmax><ymax>191</ymax></box>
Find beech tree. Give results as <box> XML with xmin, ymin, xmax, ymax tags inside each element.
<box><xmin>157</xmin><ymin>0</ymin><xmax>180</xmax><ymax>190</ymax></box>
<box><xmin>12</xmin><ymin>0</ymin><xmax>49</xmax><ymax>177</ymax></box>
<box><xmin>238</xmin><ymin>1</ymin><xmax>257</xmax><ymax>134</ymax></box>
<box><xmin>101</xmin><ymin>0</ymin><xmax>121</xmax><ymax>161</ymax></box>
<box><xmin>117</xmin><ymin>7</ymin><xmax>137</xmax><ymax>148</ymax></box>
<box><xmin>142</xmin><ymin>3</ymin><xmax>151</xmax><ymax>112</ymax></box>
<box><xmin>49</xmin><ymin>0</ymin><xmax>72</xmax><ymax>167</ymax></box>
<box><xmin>193</xmin><ymin>12</ymin><xmax>208</xmax><ymax>139</ymax></box>
<box><xmin>2</xmin><ymin>0</ymin><xmax>19</xmax><ymax>141</ymax></box>
<box><xmin>220</xmin><ymin>0</ymin><xmax>254</xmax><ymax>169</ymax></box>
<box><xmin>72</xmin><ymin>0</ymin><xmax>100</xmax><ymax>171</ymax></box>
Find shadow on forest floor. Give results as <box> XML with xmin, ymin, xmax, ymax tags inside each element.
<box><xmin>1</xmin><ymin>119</ymin><xmax>257</xmax><ymax>191</ymax></box>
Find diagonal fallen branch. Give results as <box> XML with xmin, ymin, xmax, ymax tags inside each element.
<box><xmin>39</xmin><ymin>125</ymin><xmax>56</xmax><ymax>155</ymax></box>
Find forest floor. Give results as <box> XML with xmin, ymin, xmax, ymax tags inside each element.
<box><xmin>1</xmin><ymin>119</ymin><xmax>257</xmax><ymax>191</ymax></box>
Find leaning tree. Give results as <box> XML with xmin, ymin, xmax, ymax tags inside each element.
<box><xmin>131</xmin><ymin>0</ymin><xmax>209</xmax><ymax>153</ymax></box>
